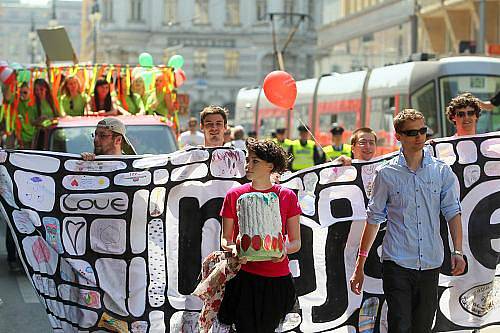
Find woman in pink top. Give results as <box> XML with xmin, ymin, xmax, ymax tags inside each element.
<box><xmin>218</xmin><ymin>138</ymin><xmax>302</xmax><ymax>332</ymax></box>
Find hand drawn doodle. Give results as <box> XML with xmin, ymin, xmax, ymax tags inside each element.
<box><xmin>319</xmin><ymin>166</ymin><xmax>357</xmax><ymax>184</ymax></box>
<box><xmin>98</xmin><ymin>312</ymin><xmax>129</xmax><ymax>332</ymax></box>
<box><xmin>132</xmin><ymin>155</ymin><xmax>169</xmax><ymax>169</ymax></box>
<box><xmin>22</xmin><ymin>236</ymin><xmax>58</xmax><ymax>275</ymax></box>
<box><xmin>298</xmin><ymin>172</ymin><xmax>319</xmax><ymax>216</ymax></box>
<box><xmin>62</xmin><ymin>217</ymin><xmax>87</xmax><ymax>256</ymax></box>
<box><xmin>481</xmin><ymin>139</ymin><xmax>500</xmax><ymax>158</ymax></box>
<box><xmin>64</xmin><ymin>159</ymin><xmax>127</xmax><ymax>173</ymax></box>
<box><xmin>59</xmin><ymin>258</ymin><xmax>96</xmax><ymax>287</ymax></box>
<box><xmin>131</xmin><ymin>320</ymin><xmax>149</xmax><ymax>333</ymax></box>
<box><xmin>32</xmin><ymin>273</ymin><xmax>57</xmax><ymax>297</ymax></box>
<box><xmin>45</xmin><ymin>299</ymin><xmax>98</xmax><ymax>328</ymax></box>
<box><xmin>361</xmin><ymin>161</ymin><xmax>385</xmax><ymax>199</ymax></box>
<box><xmin>484</xmin><ymin>161</ymin><xmax>500</xmax><ymax>177</ymax></box>
<box><xmin>464</xmin><ymin>165</ymin><xmax>481</xmax><ymax>188</ymax></box>
<box><xmin>43</xmin><ymin>217</ymin><xmax>64</xmax><ymax>254</ymax></box>
<box><xmin>436</xmin><ymin>142</ymin><xmax>457</xmax><ymax>165</ymax></box>
<box><xmin>149</xmin><ymin>311</ymin><xmax>166</xmax><ymax>333</ymax></box>
<box><xmin>114</xmin><ymin>171</ymin><xmax>152</xmax><ymax>186</ymax></box>
<box><xmin>90</xmin><ymin>219</ymin><xmax>126</xmax><ymax>254</ymax></box>
<box><xmin>62</xmin><ymin>175</ymin><xmax>109</xmax><ymax>191</ymax></box>
<box><xmin>0</xmin><ymin>150</ymin><xmax>7</xmax><ymax>163</ymax></box>
<box><xmin>149</xmin><ymin>187</ymin><xmax>166</xmax><ymax>217</ymax></box>
<box><xmin>14</xmin><ymin>170</ymin><xmax>54</xmax><ymax>211</ymax></box>
<box><xmin>210</xmin><ymin>149</ymin><xmax>245</xmax><ymax>178</ymax></box>
<box><xmin>128</xmin><ymin>257</ymin><xmax>147</xmax><ymax>317</ymax></box>
<box><xmin>57</xmin><ymin>284</ymin><xmax>101</xmax><ymax>309</ymax></box>
<box><xmin>148</xmin><ymin>219</ymin><xmax>166</xmax><ymax>308</ymax></box>
<box><xmin>12</xmin><ymin>209</ymin><xmax>39</xmax><ymax>234</ymax></box>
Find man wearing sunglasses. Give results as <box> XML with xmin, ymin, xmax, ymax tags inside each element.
<box><xmin>350</xmin><ymin>109</ymin><xmax>465</xmax><ymax>332</ymax></box>
<box><xmin>81</xmin><ymin>117</ymin><xmax>137</xmax><ymax>160</ymax></box>
<box><xmin>446</xmin><ymin>92</ymin><xmax>482</xmax><ymax>136</ymax></box>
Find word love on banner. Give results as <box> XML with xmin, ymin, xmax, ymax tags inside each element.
<box><xmin>0</xmin><ymin>133</ymin><xmax>499</xmax><ymax>333</ymax></box>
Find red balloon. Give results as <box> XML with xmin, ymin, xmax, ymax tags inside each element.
<box><xmin>0</xmin><ymin>67</ymin><xmax>15</xmax><ymax>85</ymax></box>
<box><xmin>263</xmin><ymin>70</ymin><xmax>297</xmax><ymax>109</ymax></box>
<box><xmin>174</xmin><ymin>68</ymin><xmax>186</xmax><ymax>88</ymax></box>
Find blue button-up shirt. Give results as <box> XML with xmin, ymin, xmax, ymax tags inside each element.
<box><xmin>366</xmin><ymin>147</ymin><xmax>461</xmax><ymax>270</ymax></box>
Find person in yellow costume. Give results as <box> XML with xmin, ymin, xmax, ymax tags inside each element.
<box><xmin>288</xmin><ymin>125</ymin><xmax>325</xmax><ymax>172</ymax></box>
<box><xmin>322</xmin><ymin>124</ymin><xmax>352</xmax><ymax>161</ymax></box>
<box><xmin>59</xmin><ymin>75</ymin><xmax>89</xmax><ymax>116</ymax></box>
<box><xmin>117</xmin><ymin>76</ymin><xmax>145</xmax><ymax>115</ymax></box>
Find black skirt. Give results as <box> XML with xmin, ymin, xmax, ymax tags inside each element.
<box><xmin>218</xmin><ymin>269</ymin><xmax>296</xmax><ymax>333</ymax></box>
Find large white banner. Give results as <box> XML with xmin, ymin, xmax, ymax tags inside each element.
<box><xmin>0</xmin><ymin>133</ymin><xmax>499</xmax><ymax>332</ymax></box>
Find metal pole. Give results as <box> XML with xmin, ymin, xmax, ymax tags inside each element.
<box><xmin>410</xmin><ymin>0</ymin><xmax>418</xmax><ymax>54</ymax></box>
<box><xmin>93</xmin><ymin>22</ymin><xmax>97</xmax><ymax>63</ymax></box>
<box><xmin>478</xmin><ymin>0</ymin><xmax>486</xmax><ymax>53</ymax></box>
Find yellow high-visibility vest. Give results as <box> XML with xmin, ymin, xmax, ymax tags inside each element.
<box><xmin>291</xmin><ymin>140</ymin><xmax>315</xmax><ymax>171</ymax></box>
<box><xmin>323</xmin><ymin>144</ymin><xmax>352</xmax><ymax>160</ymax></box>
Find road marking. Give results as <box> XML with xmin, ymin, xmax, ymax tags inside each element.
<box><xmin>16</xmin><ymin>276</ymin><xmax>40</xmax><ymax>304</ymax></box>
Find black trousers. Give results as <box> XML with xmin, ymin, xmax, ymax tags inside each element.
<box><xmin>5</xmin><ymin>227</ymin><xmax>17</xmax><ymax>262</ymax></box>
<box><xmin>382</xmin><ymin>261</ymin><xmax>440</xmax><ymax>333</ymax></box>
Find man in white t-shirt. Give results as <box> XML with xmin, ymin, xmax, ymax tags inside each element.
<box><xmin>178</xmin><ymin>117</ymin><xmax>205</xmax><ymax>149</ymax></box>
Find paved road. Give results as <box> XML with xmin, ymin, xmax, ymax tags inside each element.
<box><xmin>1</xmin><ymin>220</ymin><xmax>498</xmax><ymax>333</ymax></box>
<box><xmin>0</xmin><ymin>221</ymin><xmax>52</xmax><ymax>333</ymax></box>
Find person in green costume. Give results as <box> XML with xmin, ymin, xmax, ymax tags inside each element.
<box><xmin>33</xmin><ymin>78</ymin><xmax>60</xmax><ymax>126</ymax></box>
<box><xmin>59</xmin><ymin>75</ymin><xmax>89</xmax><ymax>116</ymax></box>
<box><xmin>86</xmin><ymin>78</ymin><xmax>128</xmax><ymax>116</ymax></box>
<box><xmin>146</xmin><ymin>75</ymin><xmax>174</xmax><ymax>117</ymax></box>
<box><xmin>117</xmin><ymin>76</ymin><xmax>145</xmax><ymax>115</ymax></box>
<box><xmin>17</xmin><ymin>82</ymin><xmax>37</xmax><ymax>148</ymax></box>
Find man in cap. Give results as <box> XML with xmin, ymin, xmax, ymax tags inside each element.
<box><xmin>323</xmin><ymin>124</ymin><xmax>352</xmax><ymax>161</ymax></box>
<box><xmin>288</xmin><ymin>124</ymin><xmax>325</xmax><ymax>172</ymax></box>
<box><xmin>81</xmin><ymin>117</ymin><xmax>136</xmax><ymax>160</ymax></box>
<box><xmin>273</xmin><ymin>127</ymin><xmax>292</xmax><ymax>151</ymax></box>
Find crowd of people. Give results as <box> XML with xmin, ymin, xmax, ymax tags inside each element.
<box><xmin>1</xmin><ymin>71</ymin><xmax>177</xmax><ymax>149</ymax></box>
<box><xmin>3</xmin><ymin>83</ymin><xmax>499</xmax><ymax>332</ymax></box>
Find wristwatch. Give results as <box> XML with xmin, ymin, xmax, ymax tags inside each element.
<box><xmin>452</xmin><ymin>250</ymin><xmax>463</xmax><ymax>256</ymax></box>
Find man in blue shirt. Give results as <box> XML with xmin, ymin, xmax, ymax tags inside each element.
<box><xmin>349</xmin><ymin>109</ymin><xmax>466</xmax><ymax>332</ymax></box>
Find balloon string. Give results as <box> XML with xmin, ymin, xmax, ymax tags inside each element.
<box><xmin>296</xmin><ymin>117</ymin><xmax>325</xmax><ymax>152</ymax></box>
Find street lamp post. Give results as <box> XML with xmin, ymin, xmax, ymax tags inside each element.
<box><xmin>90</xmin><ymin>0</ymin><xmax>102</xmax><ymax>63</ymax></box>
<box><xmin>28</xmin><ymin>14</ymin><xmax>37</xmax><ymax>64</ymax></box>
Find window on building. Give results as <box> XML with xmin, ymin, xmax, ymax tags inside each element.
<box><xmin>284</xmin><ymin>0</ymin><xmax>295</xmax><ymax>25</ymax></box>
<box><xmin>164</xmin><ymin>0</ymin><xmax>177</xmax><ymax>25</ymax></box>
<box><xmin>226</xmin><ymin>0</ymin><xmax>240</xmax><ymax>26</ymax></box>
<box><xmin>130</xmin><ymin>0</ymin><xmax>143</xmax><ymax>22</ymax></box>
<box><xmin>256</xmin><ymin>0</ymin><xmax>267</xmax><ymax>22</ymax></box>
<box><xmin>224</xmin><ymin>50</ymin><xmax>239</xmax><ymax>77</ymax></box>
<box><xmin>102</xmin><ymin>0</ymin><xmax>113</xmax><ymax>22</ymax></box>
<box><xmin>194</xmin><ymin>0</ymin><xmax>209</xmax><ymax>25</ymax></box>
<box><xmin>194</xmin><ymin>50</ymin><xmax>208</xmax><ymax>78</ymax></box>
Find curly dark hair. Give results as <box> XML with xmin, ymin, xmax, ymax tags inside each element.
<box><xmin>446</xmin><ymin>92</ymin><xmax>481</xmax><ymax>123</ymax></box>
<box><xmin>245</xmin><ymin>137</ymin><xmax>289</xmax><ymax>174</ymax></box>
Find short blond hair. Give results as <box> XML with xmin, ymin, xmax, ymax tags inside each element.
<box><xmin>394</xmin><ymin>109</ymin><xmax>425</xmax><ymax>133</ymax></box>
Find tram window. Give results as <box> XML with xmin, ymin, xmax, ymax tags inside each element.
<box><xmin>370</xmin><ymin>97</ymin><xmax>393</xmax><ymax>132</ymax></box>
<box><xmin>411</xmin><ymin>81</ymin><xmax>439</xmax><ymax>136</ymax></box>
<box><xmin>440</xmin><ymin>75</ymin><xmax>500</xmax><ymax>134</ymax></box>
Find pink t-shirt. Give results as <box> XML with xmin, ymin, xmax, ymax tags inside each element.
<box><xmin>220</xmin><ymin>183</ymin><xmax>302</xmax><ymax>277</ymax></box>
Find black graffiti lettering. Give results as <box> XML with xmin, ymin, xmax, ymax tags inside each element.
<box><xmin>312</xmin><ymin>221</ymin><xmax>350</xmax><ymax>322</ymax></box>
<box><xmin>468</xmin><ymin>191</ymin><xmax>500</xmax><ymax>270</ymax></box>
<box><xmin>110</xmin><ymin>197</ymin><xmax>127</xmax><ymax>212</ymax></box>
<box><xmin>61</xmin><ymin>194</ymin><xmax>127</xmax><ymax>213</ymax></box>
<box><xmin>77</xmin><ymin>199</ymin><xmax>98</xmax><ymax>210</ymax></box>
<box><xmin>290</xmin><ymin>224</ymin><xmax>316</xmax><ymax>296</ymax></box>
<box><xmin>178</xmin><ymin>196</ymin><xmax>223</xmax><ymax>295</ymax></box>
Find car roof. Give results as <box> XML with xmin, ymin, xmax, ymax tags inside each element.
<box><xmin>52</xmin><ymin>115</ymin><xmax>173</xmax><ymax>128</ymax></box>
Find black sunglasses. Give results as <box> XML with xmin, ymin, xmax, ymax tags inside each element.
<box><xmin>399</xmin><ymin>127</ymin><xmax>427</xmax><ymax>137</ymax></box>
<box><xmin>456</xmin><ymin>110</ymin><xmax>476</xmax><ymax>118</ymax></box>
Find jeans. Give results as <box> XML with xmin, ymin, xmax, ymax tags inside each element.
<box><xmin>382</xmin><ymin>261</ymin><xmax>440</xmax><ymax>333</ymax></box>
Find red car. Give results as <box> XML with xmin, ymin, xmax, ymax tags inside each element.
<box><xmin>32</xmin><ymin>115</ymin><xmax>178</xmax><ymax>154</ymax></box>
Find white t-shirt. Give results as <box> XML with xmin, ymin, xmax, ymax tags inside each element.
<box><xmin>178</xmin><ymin>130</ymin><xmax>205</xmax><ymax>148</ymax></box>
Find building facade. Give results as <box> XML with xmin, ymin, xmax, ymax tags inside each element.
<box><xmin>317</xmin><ymin>0</ymin><xmax>499</xmax><ymax>74</ymax></box>
<box><xmin>0</xmin><ymin>0</ymin><xmax>82</xmax><ymax>65</ymax></box>
<box><xmin>80</xmin><ymin>0</ymin><xmax>319</xmax><ymax>121</ymax></box>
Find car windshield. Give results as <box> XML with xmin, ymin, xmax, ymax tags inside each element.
<box><xmin>49</xmin><ymin>125</ymin><xmax>177</xmax><ymax>155</ymax></box>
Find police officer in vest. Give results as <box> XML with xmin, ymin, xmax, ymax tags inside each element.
<box><xmin>273</xmin><ymin>127</ymin><xmax>292</xmax><ymax>151</ymax></box>
<box><xmin>323</xmin><ymin>124</ymin><xmax>352</xmax><ymax>161</ymax></box>
<box><xmin>288</xmin><ymin>125</ymin><xmax>325</xmax><ymax>172</ymax></box>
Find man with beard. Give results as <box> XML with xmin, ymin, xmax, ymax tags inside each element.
<box><xmin>200</xmin><ymin>105</ymin><xmax>228</xmax><ymax>147</ymax></box>
<box><xmin>81</xmin><ymin>117</ymin><xmax>136</xmax><ymax>160</ymax></box>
